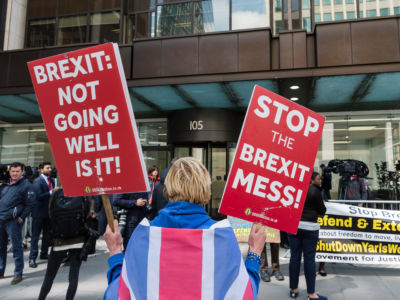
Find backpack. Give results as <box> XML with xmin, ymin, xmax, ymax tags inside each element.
<box><xmin>50</xmin><ymin>189</ymin><xmax>89</xmax><ymax>239</ymax></box>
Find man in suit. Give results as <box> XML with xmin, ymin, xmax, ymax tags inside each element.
<box><xmin>29</xmin><ymin>162</ymin><xmax>58</xmax><ymax>268</ymax></box>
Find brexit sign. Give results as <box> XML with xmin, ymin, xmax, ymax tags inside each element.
<box><xmin>28</xmin><ymin>43</ymin><xmax>149</xmax><ymax>196</ymax></box>
<box><xmin>219</xmin><ymin>85</ymin><xmax>325</xmax><ymax>234</ymax></box>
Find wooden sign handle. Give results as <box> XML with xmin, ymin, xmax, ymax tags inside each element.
<box><xmin>101</xmin><ymin>194</ymin><xmax>115</xmax><ymax>233</ymax></box>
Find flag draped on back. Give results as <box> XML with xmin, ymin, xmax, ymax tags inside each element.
<box><xmin>106</xmin><ymin>219</ymin><xmax>256</xmax><ymax>300</ymax></box>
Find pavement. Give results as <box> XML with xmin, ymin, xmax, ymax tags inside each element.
<box><xmin>1</xmin><ymin>240</ymin><xmax>400</xmax><ymax>300</ymax></box>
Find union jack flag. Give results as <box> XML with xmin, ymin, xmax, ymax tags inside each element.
<box><xmin>105</xmin><ymin>219</ymin><xmax>256</xmax><ymax>300</ymax></box>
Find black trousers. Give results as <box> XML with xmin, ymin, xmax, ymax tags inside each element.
<box><xmin>29</xmin><ymin>217</ymin><xmax>51</xmax><ymax>260</ymax></box>
<box><xmin>38</xmin><ymin>248</ymin><xmax>82</xmax><ymax>300</ymax></box>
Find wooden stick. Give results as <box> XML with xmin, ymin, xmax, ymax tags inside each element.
<box><xmin>101</xmin><ymin>194</ymin><xmax>115</xmax><ymax>233</ymax></box>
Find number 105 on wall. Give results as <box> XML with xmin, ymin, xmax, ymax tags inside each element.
<box><xmin>189</xmin><ymin>120</ymin><xmax>203</xmax><ymax>130</ymax></box>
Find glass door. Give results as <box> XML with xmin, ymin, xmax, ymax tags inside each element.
<box><xmin>172</xmin><ymin>143</ymin><xmax>237</xmax><ymax>219</ymax></box>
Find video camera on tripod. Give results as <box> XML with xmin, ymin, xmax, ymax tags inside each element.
<box><xmin>325</xmin><ymin>159</ymin><xmax>369</xmax><ymax>178</ymax></box>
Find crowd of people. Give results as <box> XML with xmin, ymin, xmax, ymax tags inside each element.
<box><xmin>0</xmin><ymin>158</ymin><xmax>328</xmax><ymax>299</ymax></box>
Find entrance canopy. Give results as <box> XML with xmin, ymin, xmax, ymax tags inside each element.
<box><xmin>1</xmin><ymin>72</ymin><xmax>400</xmax><ymax>123</ymax></box>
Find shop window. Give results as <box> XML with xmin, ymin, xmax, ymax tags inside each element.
<box><xmin>232</xmin><ymin>0</ymin><xmax>269</xmax><ymax>30</ymax></box>
<box><xmin>367</xmin><ymin>9</ymin><xmax>377</xmax><ymax>17</ymax></box>
<box><xmin>347</xmin><ymin>11</ymin><xmax>356</xmax><ymax>18</ymax></box>
<box><xmin>380</xmin><ymin>8</ymin><xmax>389</xmax><ymax>16</ymax></box>
<box><xmin>156</xmin><ymin>2</ymin><xmax>193</xmax><ymax>37</ymax></box>
<box><xmin>315</xmin><ymin>13</ymin><xmax>321</xmax><ymax>21</ymax></box>
<box><xmin>58</xmin><ymin>0</ymin><xmax>88</xmax><ymax>14</ymax></box>
<box><xmin>91</xmin><ymin>0</ymin><xmax>121</xmax><ymax>11</ymax></box>
<box><xmin>194</xmin><ymin>0</ymin><xmax>229</xmax><ymax>33</ymax></box>
<box><xmin>323</xmin><ymin>13</ymin><xmax>332</xmax><ymax>20</ymax></box>
<box><xmin>57</xmin><ymin>15</ymin><xmax>87</xmax><ymax>45</ymax></box>
<box><xmin>335</xmin><ymin>12</ymin><xmax>344</xmax><ymax>19</ymax></box>
<box><xmin>90</xmin><ymin>12</ymin><xmax>120</xmax><ymax>43</ymax></box>
<box><xmin>27</xmin><ymin>19</ymin><xmax>56</xmax><ymax>47</ymax></box>
<box><xmin>27</xmin><ymin>0</ymin><xmax>56</xmax><ymax>18</ymax></box>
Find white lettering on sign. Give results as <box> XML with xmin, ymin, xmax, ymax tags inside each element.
<box><xmin>253</xmin><ymin>95</ymin><xmax>319</xmax><ymax>137</ymax></box>
<box><xmin>33</xmin><ymin>51</ymin><xmax>112</xmax><ymax>84</ymax></box>
<box><xmin>189</xmin><ymin>120</ymin><xmax>204</xmax><ymax>131</ymax></box>
<box><xmin>239</xmin><ymin>142</ymin><xmax>310</xmax><ymax>182</ymax></box>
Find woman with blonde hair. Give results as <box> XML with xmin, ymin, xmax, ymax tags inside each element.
<box><xmin>104</xmin><ymin>157</ymin><xmax>266</xmax><ymax>300</ymax></box>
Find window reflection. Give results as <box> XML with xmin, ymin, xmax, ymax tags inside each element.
<box><xmin>193</xmin><ymin>0</ymin><xmax>229</xmax><ymax>34</ymax></box>
<box><xmin>232</xmin><ymin>0</ymin><xmax>269</xmax><ymax>30</ymax></box>
<box><xmin>90</xmin><ymin>12</ymin><xmax>120</xmax><ymax>43</ymax></box>
<box><xmin>57</xmin><ymin>16</ymin><xmax>87</xmax><ymax>45</ymax></box>
<box><xmin>27</xmin><ymin>19</ymin><xmax>56</xmax><ymax>47</ymax></box>
<box><xmin>157</xmin><ymin>2</ymin><xmax>192</xmax><ymax>37</ymax></box>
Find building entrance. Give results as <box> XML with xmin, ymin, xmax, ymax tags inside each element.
<box><xmin>173</xmin><ymin>142</ymin><xmax>236</xmax><ymax>220</ymax></box>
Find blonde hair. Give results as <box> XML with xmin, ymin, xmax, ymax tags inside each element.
<box><xmin>164</xmin><ymin>157</ymin><xmax>211</xmax><ymax>205</ymax></box>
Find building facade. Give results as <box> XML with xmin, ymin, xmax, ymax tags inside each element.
<box><xmin>1</xmin><ymin>0</ymin><xmax>400</xmax><ymax>217</ymax></box>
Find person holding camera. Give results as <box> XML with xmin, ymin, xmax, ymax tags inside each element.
<box><xmin>38</xmin><ymin>189</ymin><xmax>98</xmax><ymax>300</ymax></box>
<box><xmin>29</xmin><ymin>162</ymin><xmax>58</xmax><ymax>268</ymax></box>
<box><xmin>112</xmin><ymin>192</ymin><xmax>148</xmax><ymax>250</ymax></box>
<box><xmin>0</xmin><ymin>162</ymin><xmax>35</xmax><ymax>285</ymax></box>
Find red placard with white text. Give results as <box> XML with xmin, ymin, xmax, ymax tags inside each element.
<box><xmin>219</xmin><ymin>85</ymin><xmax>325</xmax><ymax>234</ymax></box>
<box><xmin>27</xmin><ymin>43</ymin><xmax>149</xmax><ymax>196</ymax></box>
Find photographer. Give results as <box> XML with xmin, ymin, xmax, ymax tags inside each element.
<box><xmin>38</xmin><ymin>189</ymin><xmax>99</xmax><ymax>300</ymax></box>
<box><xmin>112</xmin><ymin>192</ymin><xmax>148</xmax><ymax>250</ymax></box>
<box><xmin>0</xmin><ymin>162</ymin><xmax>35</xmax><ymax>285</ymax></box>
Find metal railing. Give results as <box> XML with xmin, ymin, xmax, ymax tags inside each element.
<box><xmin>329</xmin><ymin>199</ymin><xmax>400</xmax><ymax>211</ymax></box>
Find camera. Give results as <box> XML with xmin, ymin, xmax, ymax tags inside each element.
<box><xmin>326</xmin><ymin>159</ymin><xmax>369</xmax><ymax>178</ymax></box>
<box><xmin>0</xmin><ymin>164</ymin><xmax>10</xmax><ymax>184</ymax></box>
<box><xmin>117</xmin><ymin>209</ymin><xmax>127</xmax><ymax>235</ymax></box>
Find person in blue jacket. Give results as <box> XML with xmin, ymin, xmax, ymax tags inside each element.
<box><xmin>103</xmin><ymin>157</ymin><xmax>266</xmax><ymax>299</ymax></box>
<box><xmin>0</xmin><ymin>162</ymin><xmax>35</xmax><ymax>285</ymax></box>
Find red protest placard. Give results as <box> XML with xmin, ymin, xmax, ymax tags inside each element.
<box><xmin>27</xmin><ymin>43</ymin><xmax>149</xmax><ymax>196</ymax></box>
<box><xmin>219</xmin><ymin>85</ymin><xmax>325</xmax><ymax>234</ymax></box>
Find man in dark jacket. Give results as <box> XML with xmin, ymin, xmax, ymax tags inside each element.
<box><xmin>112</xmin><ymin>192</ymin><xmax>147</xmax><ymax>250</ymax></box>
<box><xmin>29</xmin><ymin>162</ymin><xmax>58</xmax><ymax>268</ymax></box>
<box><xmin>0</xmin><ymin>162</ymin><xmax>35</xmax><ymax>284</ymax></box>
<box><xmin>151</xmin><ymin>157</ymin><xmax>178</xmax><ymax>217</ymax></box>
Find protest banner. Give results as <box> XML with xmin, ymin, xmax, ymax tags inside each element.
<box><xmin>228</xmin><ymin>216</ymin><xmax>280</xmax><ymax>243</ymax></box>
<box><xmin>219</xmin><ymin>85</ymin><xmax>325</xmax><ymax>233</ymax></box>
<box><xmin>27</xmin><ymin>43</ymin><xmax>149</xmax><ymax>199</ymax></box>
<box><xmin>316</xmin><ymin>202</ymin><xmax>400</xmax><ymax>264</ymax></box>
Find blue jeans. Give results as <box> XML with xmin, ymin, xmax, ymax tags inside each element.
<box><xmin>29</xmin><ymin>217</ymin><xmax>51</xmax><ymax>260</ymax></box>
<box><xmin>0</xmin><ymin>219</ymin><xmax>24</xmax><ymax>275</ymax></box>
<box><xmin>288</xmin><ymin>228</ymin><xmax>319</xmax><ymax>294</ymax></box>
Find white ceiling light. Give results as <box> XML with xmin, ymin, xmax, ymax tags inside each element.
<box><xmin>290</xmin><ymin>85</ymin><xmax>300</xmax><ymax>90</ymax></box>
<box><xmin>348</xmin><ymin>126</ymin><xmax>376</xmax><ymax>131</ymax></box>
<box><xmin>290</xmin><ymin>97</ymin><xmax>299</xmax><ymax>101</ymax></box>
<box><xmin>334</xmin><ymin>141</ymin><xmax>352</xmax><ymax>144</ymax></box>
